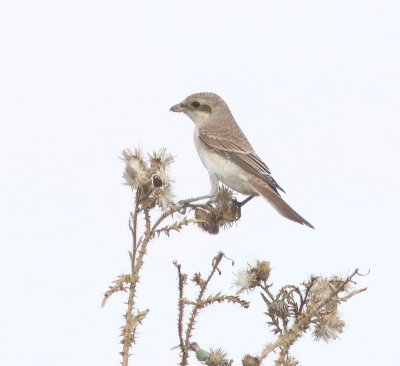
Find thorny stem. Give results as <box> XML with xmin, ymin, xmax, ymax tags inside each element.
<box><xmin>121</xmin><ymin>200</ymin><xmax>143</xmax><ymax>366</ymax></box>
<box><xmin>340</xmin><ymin>287</ymin><xmax>367</xmax><ymax>302</ymax></box>
<box><xmin>180</xmin><ymin>252</ymin><xmax>224</xmax><ymax>366</ymax></box>
<box><xmin>121</xmin><ymin>206</ymin><xmax>152</xmax><ymax>366</ymax></box>
<box><xmin>121</xmin><ymin>282</ymin><xmax>136</xmax><ymax>365</ymax></box>
<box><xmin>118</xmin><ymin>190</ymin><xmax>237</xmax><ymax>365</ymax></box>
<box><xmin>111</xmin><ymin>146</ymin><xmax>368</xmax><ymax>366</ymax></box>
<box><xmin>174</xmin><ymin>262</ymin><xmax>185</xmax><ymax>352</ymax></box>
<box><xmin>276</xmin><ymin>343</ymin><xmax>290</xmax><ymax>366</ymax></box>
<box><xmin>130</xmin><ymin>190</ymin><xmax>141</xmax><ymax>260</ymax></box>
<box><xmin>299</xmin><ymin>277</ymin><xmax>316</xmax><ymax>314</ymax></box>
<box><xmin>260</xmin><ymin>282</ymin><xmax>275</xmax><ymax>302</ymax></box>
<box><xmin>150</xmin><ymin>203</ymin><xmax>186</xmax><ymax>234</ymax></box>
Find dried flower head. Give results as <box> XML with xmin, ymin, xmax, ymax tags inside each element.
<box><xmin>149</xmin><ymin>148</ymin><xmax>174</xmax><ymax>170</ymax></box>
<box><xmin>255</xmin><ymin>261</ymin><xmax>271</xmax><ymax>282</ymax></box>
<box><xmin>329</xmin><ymin>275</ymin><xmax>353</xmax><ymax>293</ymax></box>
<box><xmin>194</xmin><ymin>187</ymin><xmax>241</xmax><ymax>234</ymax></box>
<box><xmin>121</xmin><ymin>147</ymin><xmax>175</xmax><ymax>210</ymax></box>
<box><xmin>269</xmin><ymin>299</ymin><xmax>289</xmax><ymax>318</ymax></box>
<box><xmin>195</xmin><ymin>209</ymin><xmax>220</xmax><ymax>234</ymax></box>
<box><xmin>242</xmin><ymin>354</ymin><xmax>261</xmax><ymax>366</ymax></box>
<box><xmin>310</xmin><ymin>277</ymin><xmax>333</xmax><ymax>302</ymax></box>
<box><xmin>207</xmin><ymin>348</ymin><xmax>229</xmax><ymax>366</ymax></box>
<box><xmin>152</xmin><ymin>166</ymin><xmax>173</xmax><ymax>186</ymax></box>
<box><xmin>122</xmin><ymin>148</ymin><xmax>149</xmax><ymax>189</ymax></box>
<box><xmin>233</xmin><ymin>270</ymin><xmax>258</xmax><ymax>294</ymax></box>
<box><xmin>214</xmin><ymin>186</ymin><xmax>234</xmax><ymax>208</ymax></box>
<box><xmin>122</xmin><ymin>147</ymin><xmax>145</xmax><ymax>162</ymax></box>
<box><xmin>153</xmin><ymin>185</ymin><xmax>174</xmax><ymax>210</ymax></box>
<box><xmin>313</xmin><ymin>312</ymin><xmax>345</xmax><ymax>342</ymax></box>
<box><xmin>214</xmin><ymin>187</ymin><xmax>241</xmax><ymax>227</ymax></box>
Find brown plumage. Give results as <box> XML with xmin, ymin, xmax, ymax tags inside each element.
<box><xmin>170</xmin><ymin>92</ymin><xmax>314</xmax><ymax>229</ymax></box>
<box><xmin>250</xmin><ymin>178</ymin><xmax>314</xmax><ymax>229</ymax></box>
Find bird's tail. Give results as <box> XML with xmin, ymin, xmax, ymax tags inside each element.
<box><xmin>251</xmin><ymin>178</ymin><xmax>315</xmax><ymax>229</ymax></box>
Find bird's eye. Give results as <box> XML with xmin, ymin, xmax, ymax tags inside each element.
<box><xmin>191</xmin><ymin>101</ymin><xmax>201</xmax><ymax>109</ymax></box>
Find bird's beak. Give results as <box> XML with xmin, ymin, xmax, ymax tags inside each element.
<box><xmin>169</xmin><ymin>103</ymin><xmax>186</xmax><ymax>113</ymax></box>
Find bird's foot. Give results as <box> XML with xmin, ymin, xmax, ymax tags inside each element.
<box><xmin>230</xmin><ymin>195</ymin><xmax>255</xmax><ymax>220</ymax></box>
<box><xmin>176</xmin><ymin>194</ymin><xmax>215</xmax><ymax>214</ymax></box>
<box><xmin>233</xmin><ymin>195</ymin><xmax>255</xmax><ymax>207</ymax></box>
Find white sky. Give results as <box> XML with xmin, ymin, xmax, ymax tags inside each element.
<box><xmin>1</xmin><ymin>1</ymin><xmax>399</xmax><ymax>365</ymax></box>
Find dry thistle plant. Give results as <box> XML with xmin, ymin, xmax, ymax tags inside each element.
<box><xmin>102</xmin><ymin>147</ymin><xmax>245</xmax><ymax>366</ymax></box>
<box><xmin>178</xmin><ymin>258</ymin><xmax>367</xmax><ymax>366</ymax></box>
<box><xmin>174</xmin><ymin>252</ymin><xmax>250</xmax><ymax>366</ymax></box>
<box><xmin>103</xmin><ymin>147</ymin><xmax>367</xmax><ymax>366</ymax></box>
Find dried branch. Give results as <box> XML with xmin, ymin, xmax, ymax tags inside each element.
<box><xmin>257</xmin><ymin>269</ymin><xmax>366</xmax><ymax>364</ymax></box>
<box><xmin>174</xmin><ymin>260</ymin><xmax>186</xmax><ymax>352</ymax></box>
<box><xmin>103</xmin><ymin>147</ymin><xmax>367</xmax><ymax>366</ymax></box>
<box><xmin>175</xmin><ymin>252</ymin><xmax>248</xmax><ymax>366</ymax></box>
<box><xmin>183</xmin><ymin>293</ymin><xmax>250</xmax><ymax>309</ymax></box>
<box><xmin>153</xmin><ymin>217</ymin><xmax>199</xmax><ymax>238</ymax></box>
<box><xmin>104</xmin><ymin>148</ymin><xmax>244</xmax><ymax>366</ymax></box>
<box><xmin>101</xmin><ymin>274</ymin><xmax>131</xmax><ymax>308</ymax></box>
<box><xmin>339</xmin><ymin>287</ymin><xmax>367</xmax><ymax>302</ymax></box>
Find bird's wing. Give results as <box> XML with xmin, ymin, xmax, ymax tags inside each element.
<box><xmin>198</xmin><ymin>127</ymin><xmax>285</xmax><ymax>194</ymax></box>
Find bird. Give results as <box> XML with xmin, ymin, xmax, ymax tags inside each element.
<box><xmin>170</xmin><ymin>92</ymin><xmax>314</xmax><ymax>229</ymax></box>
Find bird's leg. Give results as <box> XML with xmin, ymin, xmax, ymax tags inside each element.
<box><xmin>234</xmin><ymin>195</ymin><xmax>255</xmax><ymax>207</ymax></box>
<box><xmin>231</xmin><ymin>195</ymin><xmax>255</xmax><ymax>220</ymax></box>
<box><xmin>209</xmin><ymin>174</ymin><xmax>219</xmax><ymax>196</ymax></box>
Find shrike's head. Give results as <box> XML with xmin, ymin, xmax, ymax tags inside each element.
<box><xmin>170</xmin><ymin>92</ymin><xmax>231</xmax><ymax>125</ymax></box>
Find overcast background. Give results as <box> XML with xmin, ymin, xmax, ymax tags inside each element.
<box><xmin>1</xmin><ymin>1</ymin><xmax>399</xmax><ymax>365</ymax></box>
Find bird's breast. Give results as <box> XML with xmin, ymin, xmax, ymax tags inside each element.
<box><xmin>193</xmin><ymin>129</ymin><xmax>257</xmax><ymax>195</ymax></box>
